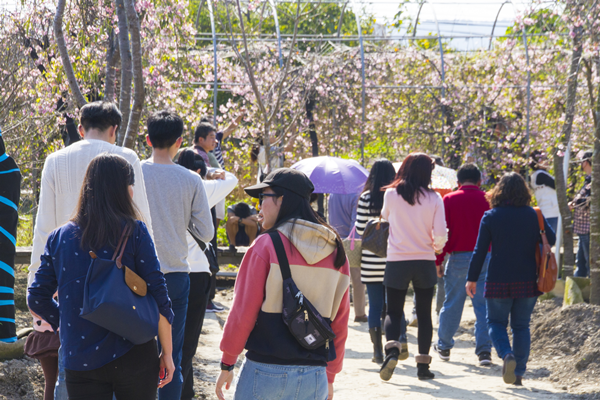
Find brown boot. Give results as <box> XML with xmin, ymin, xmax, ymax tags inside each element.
<box><xmin>369</xmin><ymin>327</ymin><xmax>383</xmax><ymax>364</ymax></box>
<box><xmin>416</xmin><ymin>354</ymin><xmax>435</xmax><ymax>380</ymax></box>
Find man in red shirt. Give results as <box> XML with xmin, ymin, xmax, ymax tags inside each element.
<box><xmin>434</xmin><ymin>163</ymin><xmax>493</xmax><ymax>366</ymax></box>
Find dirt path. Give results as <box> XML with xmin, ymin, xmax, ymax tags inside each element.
<box><xmin>193</xmin><ymin>290</ymin><xmax>592</xmax><ymax>400</ymax></box>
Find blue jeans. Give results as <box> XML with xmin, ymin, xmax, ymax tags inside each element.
<box><xmin>365</xmin><ymin>283</ymin><xmax>406</xmax><ymax>343</ymax></box>
<box><xmin>486</xmin><ymin>296</ymin><xmax>538</xmax><ymax>377</ymax></box>
<box><xmin>546</xmin><ymin>217</ymin><xmax>558</xmax><ymax>234</ymax></box>
<box><xmin>437</xmin><ymin>252</ymin><xmax>492</xmax><ymax>355</ymax></box>
<box><xmin>158</xmin><ymin>272</ymin><xmax>190</xmax><ymax>400</ymax></box>
<box><xmin>575</xmin><ymin>233</ymin><xmax>590</xmax><ymax>277</ymax></box>
<box><xmin>234</xmin><ymin>359</ymin><xmax>328</xmax><ymax>400</ymax></box>
<box><xmin>54</xmin><ymin>347</ymin><xmax>68</xmax><ymax>400</ymax></box>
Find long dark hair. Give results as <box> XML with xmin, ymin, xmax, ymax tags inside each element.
<box><xmin>177</xmin><ymin>148</ymin><xmax>207</xmax><ymax>178</ymax></box>
<box><xmin>72</xmin><ymin>153</ymin><xmax>140</xmax><ymax>251</ymax></box>
<box><xmin>486</xmin><ymin>172</ymin><xmax>532</xmax><ymax>208</ymax></box>
<box><xmin>363</xmin><ymin>159</ymin><xmax>396</xmax><ymax>213</ymax></box>
<box><xmin>266</xmin><ymin>187</ymin><xmax>346</xmax><ymax>269</ymax></box>
<box><xmin>385</xmin><ymin>152</ymin><xmax>435</xmax><ymax>206</ymax></box>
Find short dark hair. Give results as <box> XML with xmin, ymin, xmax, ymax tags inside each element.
<box><xmin>176</xmin><ymin>148</ymin><xmax>207</xmax><ymax>178</ymax></box>
<box><xmin>582</xmin><ymin>150</ymin><xmax>593</xmax><ymax>165</ymax></box>
<box><xmin>429</xmin><ymin>155</ymin><xmax>444</xmax><ymax>167</ymax></box>
<box><xmin>194</xmin><ymin>122</ymin><xmax>216</xmax><ymax>143</ymax></box>
<box><xmin>486</xmin><ymin>172</ymin><xmax>531</xmax><ymax>208</ymax></box>
<box><xmin>147</xmin><ymin>110</ymin><xmax>183</xmax><ymax>149</ymax></box>
<box><xmin>457</xmin><ymin>163</ymin><xmax>481</xmax><ymax>184</ymax></box>
<box><xmin>80</xmin><ymin>101</ymin><xmax>122</xmax><ymax>132</ymax></box>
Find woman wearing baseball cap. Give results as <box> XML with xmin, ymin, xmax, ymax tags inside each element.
<box><xmin>216</xmin><ymin>168</ymin><xmax>350</xmax><ymax>400</ymax></box>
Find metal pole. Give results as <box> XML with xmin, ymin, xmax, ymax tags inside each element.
<box><xmin>352</xmin><ymin>0</ymin><xmax>366</xmax><ymax>165</ymax></box>
<box><xmin>207</xmin><ymin>0</ymin><xmax>218</xmax><ymax>125</ymax></box>
<box><xmin>268</xmin><ymin>0</ymin><xmax>284</xmax><ymax>68</ymax></box>
<box><xmin>523</xmin><ymin>28</ymin><xmax>531</xmax><ymax>162</ymax></box>
<box><xmin>489</xmin><ymin>1</ymin><xmax>508</xmax><ymax>50</ymax></box>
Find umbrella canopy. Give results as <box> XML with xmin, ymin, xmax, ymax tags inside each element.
<box><xmin>393</xmin><ymin>162</ymin><xmax>457</xmax><ymax>190</ymax></box>
<box><xmin>291</xmin><ymin>156</ymin><xmax>369</xmax><ymax>194</ymax></box>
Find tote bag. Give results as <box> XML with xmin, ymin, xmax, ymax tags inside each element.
<box><xmin>361</xmin><ymin>217</ymin><xmax>389</xmax><ymax>259</ymax></box>
<box><xmin>80</xmin><ymin>227</ymin><xmax>159</xmax><ymax>345</ymax></box>
<box><xmin>342</xmin><ymin>227</ymin><xmax>362</xmax><ymax>268</ymax></box>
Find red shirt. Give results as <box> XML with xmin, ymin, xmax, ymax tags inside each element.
<box><xmin>436</xmin><ymin>185</ymin><xmax>490</xmax><ymax>265</ymax></box>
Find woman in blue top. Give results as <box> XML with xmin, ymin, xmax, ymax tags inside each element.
<box><xmin>28</xmin><ymin>153</ymin><xmax>175</xmax><ymax>400</ymax></box>
<box><xmin>466</xmin><ymin>172</ymin><xmax>555</xmax><ymax>387</ymax></box>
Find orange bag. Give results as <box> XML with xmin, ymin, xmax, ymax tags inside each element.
<box><xmin>534</xmin><ymin>207</ymin><xmax>558</xmax><ymax>293</ymax></box>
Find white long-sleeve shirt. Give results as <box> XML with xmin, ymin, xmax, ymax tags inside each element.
<box><xmin>28</xmin><ymin>139</ymin><xmax>154</xmax><ymax>332</ymax></box>
<box><xmin>187</xmin><ymin>171</ymin><xmax>238</xmax><ymax>273</ymax></box>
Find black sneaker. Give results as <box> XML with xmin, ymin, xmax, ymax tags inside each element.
<box><xmin>206</xmin><ymin>301</ymin><xmax>224</xmax><ymax>313</ymax></box>
<box><xmin>434</xmin><ymin>344</ymin><xmax>450</xmax><ymax>361</ymax></box>
<box><xmin>502</xmin><ymin>353</ymin><xmax>517</xmax><ymax>384</ymax></box>
<box><xmin>478</xmin><ymin>352</ymin><xmax>492</xmax><ymax>366</ymax></box>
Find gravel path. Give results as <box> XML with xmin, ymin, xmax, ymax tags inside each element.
<box><xmin>196</xmin><ymin>290</ymin><xmax>595</xmax><ymax>400</ymax></box>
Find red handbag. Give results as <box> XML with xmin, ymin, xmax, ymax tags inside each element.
<box><xmin>534</xmin><ymin>207</ymin><xmax>558</xmax><ymax>293</ymax></box>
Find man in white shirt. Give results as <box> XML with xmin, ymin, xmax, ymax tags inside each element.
<box><xmin>28</xmin><ymin>101</ymin><xmax>153</xmax><ymax>400</ymax></box>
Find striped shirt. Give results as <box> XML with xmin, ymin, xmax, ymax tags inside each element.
<box><xmin>213</xmin><ymin>132</ymin><xmax>225</xmax><ymax>168</ymax></box>
<box><xmin>355</xmin><ymin>191</ymin><xmax>386</xmax><ymax>283</ymax></box>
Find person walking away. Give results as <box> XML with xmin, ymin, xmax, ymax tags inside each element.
<box><xmin>142</xmin><ymin>111</ymin><xmax>214</xmax><ymax>399</ymax></box>
<box><xmin>466</xmin><ymin>172</ymin><xmax>556</xmax><ymax>386</ymax></box>
<box><xmin>569</xmin><ymin>150</ymin><xmax>592</xmax><ymax>277</ymax></box>
<box><xmin>529</xmin><ymin>152</ymin><xmax>560</xmax><ymax>233</ymax></box>
<box><xmin>176</xmin><ymin>149</ymin><xmax>238</xmax><ymax>400</ymax></box>
<box><xmin>28</xmin><ymin>101</ymin><xmax>154</xmax><ymax>400</ymax></box>
<box><xmin>215</xmin><ymin>168</ymin><xmax>350</xmax><ymax>400</ymax></box>
<box><xmin>355</xmin><ymin>159</ymin><xmax>408</xmax><ymax>364</ymax></box>
<box><xmin>379</xmin><ymin>153</ymin><xmax>447</xmax><ymax>381</ymax></box>
<box><xmin>434</xmin><ymin>163</ymin><xmax>493</xmax><ymax>366</ymax></box>
<box><xmin>28</xmin><ymin>154</ymin><xmax>175</xmax><ymax>399</ymax></box>
<box><xmin>329</xmin><ymin>192</ymin><xmax>367</xmax><ymax>323</ymax></box>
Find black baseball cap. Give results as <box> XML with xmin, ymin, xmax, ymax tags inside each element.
<box><xmin>244</xmin><ymin>168</ymin><xmax>314</xmax><ymax>199</ymax></box>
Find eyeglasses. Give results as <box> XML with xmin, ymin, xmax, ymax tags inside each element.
<box><xmin>258</xmin><ymin>193</ymin><xmax>280</xmax><ymax>206</ymax></box>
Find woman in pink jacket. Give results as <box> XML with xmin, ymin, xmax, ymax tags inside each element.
<box><xmin>379</xmin><ymin>153</ymin><xmax>447</xmax><ymax>381</ymax></box>
<box><xmin>216</xmin><ymin>168</ymin><xmax>350</xmax><ymax>400</ymax></box>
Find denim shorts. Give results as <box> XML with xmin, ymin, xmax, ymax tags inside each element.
<box><xmin>234</xmin><ymin>358</ymin><xmax>328</xmax><ymax>400</ymax></box>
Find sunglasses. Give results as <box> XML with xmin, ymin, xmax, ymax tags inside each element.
<box><xmin>258</xmin><ymin>193</ymin><xmax>279</xmax><ymax>206</ymax></box>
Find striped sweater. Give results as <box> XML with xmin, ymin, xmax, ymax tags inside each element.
<box><xmin>355</xmin><ymin>191</ymin><xmax>386</xmax><ymax>283</ymax></box>
<box><xmin>220</xmin><ymin>220</ymin><xmax>350</xmax><ymax>383</ymax></box>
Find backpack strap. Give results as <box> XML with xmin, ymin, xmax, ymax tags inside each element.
<box><xmin>533</xmin><ymin>207</ymin><xmax>545</xmax><ymax>233</ymax></box>
<box><xmin>268</xmin><ymin>231</ymin><xmax>292</xmax><ymax>280</ymax></box>
<box><xmin>112</xmin><ymin>226</ymin><xmax>131</xmax><ymax>269</ymax></box>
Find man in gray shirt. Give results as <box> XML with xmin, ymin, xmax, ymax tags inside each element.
<box><xmin>142</xmin><ymin>110</ymin><xmax>213</xmax><ymax>400</ymax></box>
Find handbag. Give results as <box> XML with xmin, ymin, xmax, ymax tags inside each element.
<box><xmin>268</xmin><ymin>232</ymin><xmax>336</xmax><ymax>352</ymax></box>
<box><xmin>342</xmin><ymin>226</ymin><xmax>362</xmax><ymax>268</ymax></box>
<box><xmin>80</xmin><ymin>227</ymin><xmax>159</xmax><ymax>345</ymax></box>
<box><xmin>534</xmin><ymin>207</ymin><xmax>558</xmax><ymax>293</ymax></box>
<box><xmin>361</xmin><ymin>217</ymin><xmax>389</xmax><ymax>258</ymax></box>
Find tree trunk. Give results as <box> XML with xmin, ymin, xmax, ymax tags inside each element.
<box><xmin>589</xmin><ymin>54</ymin><xmax>600</xmax><ymax>305</ymax></box>
<box><xmin>53</xmin><ymin>0</ymin><xmax>87</xmax><ymax>108</ymax></box>
<box><xmin>554</xmin><ymin>25</ymin><xmax>583</xmax><ymax>278</ymax></box>
<box><xmin>104</xmin><ymin>29</ymin><xmax>120</xmax><ymax>103</ymax></box>
<box><xmin>122</xmin><ymin>0</ymin><xmax>145</xmax><ymax>150</ymax></box>
<box><xmin>116</xmin><ymin>0</ymin><xmax>132</xmax><ymax>146</ymax></box>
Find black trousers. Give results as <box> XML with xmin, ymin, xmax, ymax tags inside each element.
<box><xmin>181</xmin><ymin>272</ymin><xmax>212</xmax><ymax>400</ymax></box>
<box><xmin>385</xmin><ymin>286</ymin><xmax>435</xmax><ymax>356</ymax></box>
<box><xmin>65</xmin><ymin>339</ymin><xmax>159</xmax><ymax>400</ymax></box>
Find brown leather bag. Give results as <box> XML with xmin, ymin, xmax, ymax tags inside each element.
<box><xmin>534</xmin><ymin>207</ymin><xmax>558</xmax><ymax>293</ymax></box>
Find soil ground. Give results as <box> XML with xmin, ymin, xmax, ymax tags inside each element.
<box><xmin>3</xmin><ymin>273</ymin><xmax>600</xmax><ymax>399</ymax></box>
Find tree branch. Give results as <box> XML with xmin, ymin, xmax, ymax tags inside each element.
<box><xmin>122</xmin><ymin>0</ymin><xmax>145</xmax><ymax>150</ymax></box>
<box><xmin>53</xmin><ymin>0</ymin><xmax>87</xmax><ymax>108</ymax></box>
<box><xmin>116</xmin><ymin>0</ymin><xmax>132</xmax><ymax>146</ymax></box>
<box><xmin>104</xmin><ymin>28</ymin><xmax>120</xmax><ymax>103</ymax></box>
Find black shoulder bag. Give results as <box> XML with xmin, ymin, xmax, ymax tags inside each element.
<box><xmin>268</xmin><ymin>232</ymin><xmax>336</xmax><ymax>351</ymax></box>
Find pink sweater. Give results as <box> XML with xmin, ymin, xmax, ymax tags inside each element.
<box><xmin>381</xmin><ymin>188</ymin><xmax>447</xmax><ymax>261</ymax></box>
<box><xmin>220</xmin><ymin>222</ymin><xmax>350</xmax><ymax>383</ymax></box>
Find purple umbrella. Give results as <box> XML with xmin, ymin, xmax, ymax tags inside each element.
<box><xmin>290</xmin><ymin>156</ymin><xmax>369</xmax><ymax>194</ymax></box>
